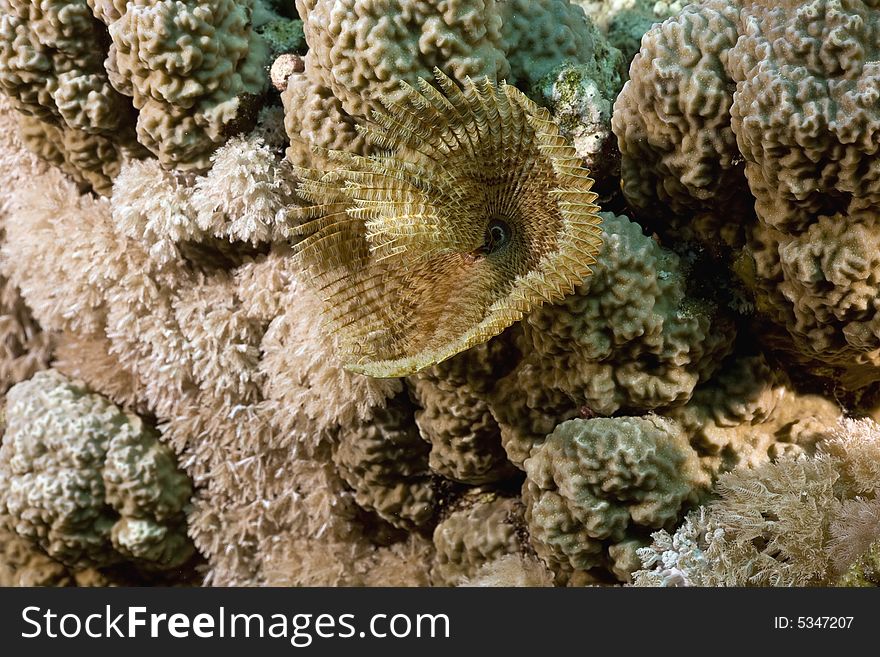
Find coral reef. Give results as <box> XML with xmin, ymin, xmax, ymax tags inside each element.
<box><xmin>0</xmin><ymin>96</ymin><xmax>52</xmax><ymax>397</ymax></box>
<box><xmin>614</xmin><ymin>0</ymin><xmax>880</xmax><ymax>389</ymax></box>
<box><xmin>0</xmin><ymin>0</ymin><xmax>876</xmax><ymax>591</ymax></box>
<box><xmin>482</xmin><ymin>211</ymin><xmax>737</xmax><ymax>471</ymax></box>
<box><xmin>410</xmin><ymin>373</ymin><xmax>516</xmax><ymax>485</ymax></box>
<box><xmin>283</xmin><ymin>0</ymin><xmax>623</xmax><ymax>166</ymax></box>
<box><xmin>0</xmin><ymin>0</ymin><xmax>142</xmax><ymax>192</ymax></box>
<box><xmin>108</xmin><ymin>0</ymin><xmax>271</xmax><ymax>169</ymax></box>
<box><xmin>0</xmin><ymin>121</ymin><xmax>417</xmax><ymax>585</ymax></box>
<box><xmin>530</xmin><ymin>62</ymin><xmax>621</xmax><ymax>189</ymax></box>
<box><xmin>634</xmin><ymin>418</ymin><xmax>880</xmax><ymax>587</ymax></box>
<box><xmin>332</xmin><ymin>394</ymin><xmax>436</xmax><ymax>530</ymax></box>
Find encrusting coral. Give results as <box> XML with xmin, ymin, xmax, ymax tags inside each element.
<box><xmin>613</xmin><ymin>0</ymin><xmax>880</xmax><ymax>389</ymax></box>
<box><xmin>290</xmin><ymin>70</ymin><xmax>603</xmax><ymax>377</ymax></box>
<box><xmin>407</xmin><ymin>332</ymin><xmax>518</xmax><ymax>484</ymax></box>
<box><xmin>531</xmin><ymin>62</ymin><xmax>620</xmax><ymax>189</ymax></box>
<box><xmin>0</xmin><ymin>0</ymin><xmax>144</xmax><ymax>193</ymax></box>
<box><xmin>0</xmin><ymin>370</ymin><xmax>195</xmax><ymax>571</ymax></box>
<box><xmin>410</xmin><ymin>374</ymin><xmax>516</xmax><ymax>485</ymax></box>
<box><xmin>332</xmin><ymin>394</ymin><xmax>436</xmax><ymax>530</ymax></box>
<box><xmin>0</xmin><ymin>0</ymin><xmax>876</xmax><ymax>590</ymax></box>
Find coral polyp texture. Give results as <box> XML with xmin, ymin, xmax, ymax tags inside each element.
<box><xmin>292</xmin><ymin>71</ymin><xmax>603</xmax><ymax>377</ymax></box>
<box><xmin>0</xmin><ymin>370</ymin><xmax>195</xmax><ymax>572</ymax></box>
<box><xmin>0</xmin><ymin>0</ymin><xmax>878</xmax><ymax>590</ymax></box>
<box><xmin>634</xmin><ymin>418</ymin><xmax>880</xmax><ymax>587</ymax></box>
<box><xmin>613</xmin><ymin>0</ymin><xmax>880</xmax><ymax>388</ymax></box>
<box><xmin>0</xmin><ymin>0</ymin><xmax>297</xmax><ymax>189</ymax></box>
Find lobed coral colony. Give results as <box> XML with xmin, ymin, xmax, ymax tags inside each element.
<box><xmin>0</xmin><ymin>0</ymin><xmax>878</xmax><ymax>588</ymax></box>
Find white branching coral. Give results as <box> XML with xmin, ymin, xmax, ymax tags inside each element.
<box><xmin>113</xmin><ymin>136</ymin><xmax>300</xmax><ymax>265</ymax></box>
<box><xmin>191</xmin><ymin>137</ymin><xmax>298</xmax><ymax>244</ymax></box>
<box><xmin>634</xmin><ymin>418</ymin><xmax>880</xmax><ymax>587</ymax></box>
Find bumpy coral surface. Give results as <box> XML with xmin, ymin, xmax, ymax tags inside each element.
<box><xmin>0</xmin><ymin>0</ymin><xmax>284</xmax><ymax>183</ymax></box>
<box><xmin>411</xmin><ymin>375</ymin><xmax>515</xmax><ymax>484</ymax></box>
<box><xmin>0</xmin><ymin>0</ymin><xmax>144</xmax><ymax>192</ymax></box>
<box><xmin>292</xmin><ymin>71</ymin><xmax>602</xmax><ymax>377</ymax></box>
<box><xmin>485</xmin><ymin>212</ymin><xmax>735</xmax><ymax>466</ymax></box>
<box><xmin>284</xmin><ymin>0</ymin><xmax>622</xmax><ymax>165</ymax></box>
<box><xmin>432</xmin><ymin>492</ymin><xmax>525</xmax><ymax>585</ymax></box>
<box><xmin>333</xmin><ymin>395</ymin><xmax>436</xmax><ymax>530</ymax></box>
<box><xmin>0</xmin><ymin>0</ymin><xmax>127</xmax><ymax>129</ymax></box>
<box><xmin>0</xmin><ymin>370</ymin><xmax>194</xmax><ymax>570</ymax></box>
<box><xmin>523</xmin><ymin>416</ymin><xmax>704</xmax><ymax>582</ymax></box>
<box><xmin>0</xmin><ymin>0</ymin><xmax>876</xmax><ymax>591</ymax></box>
<box><xmin>614</xmin><ymin>0</ymin><xmax>880</xmax><ymax>388</ymax></box>
<box><xmin>109</xmin><ymin>0</ymin><xmax>270</xmax><ymax>168</ymax></box>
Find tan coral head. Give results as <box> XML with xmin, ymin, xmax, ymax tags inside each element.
<box><xmin>290</xmin><ymin>69</ymin><xmax>603</xmax><ymax>378</ymax></box>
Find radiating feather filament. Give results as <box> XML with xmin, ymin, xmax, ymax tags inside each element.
<box><xmin>288</xmin><ymin>69</ymin><xmax>603</xmax><ymax>377</ymax></box>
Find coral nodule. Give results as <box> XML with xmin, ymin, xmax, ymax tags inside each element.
<box><xmin>290</xmin><ymin>69</ymin><xmax>604</xmax><ymax>378</ymax></box>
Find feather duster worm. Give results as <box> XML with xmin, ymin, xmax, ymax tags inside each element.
<box><xmin>290</xmin><ymin>69</ymin><xmax>603</xmax><ymax>377</ymax></box>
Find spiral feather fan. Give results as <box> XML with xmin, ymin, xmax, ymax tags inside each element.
<box><xmin>290</xmin><ymin>69</ymin><xmax>603</xmax><ymax>377</ymax></box>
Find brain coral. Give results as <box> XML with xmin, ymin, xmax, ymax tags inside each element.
<box><xmin>108</xmin><ymin>0</ymin><xmax>271</xmax><ymax>169</ymax></box>
<box><xmin>291</xmin><ymin>70</ymin><xmax>603</xmax><ymax>377</ymax></box>
<box><xmin>523</xmin><ymin>415</ymin><xmax>705</xmax><ymax>582</ymax></box>
<box><xmin>0</xmin><ymin>369</ymin><xmax>194</xmax><ymax>570</ymax></box>
<box><xmin>485</xmin><ymin>212</ymin><xmax>734</xmax><ymax>463</ymax></box>
<box><xmin>0</xmin><ymin>0</ymin><xmax>278</xmax><ymax>181</ymax></box>
<box><xmin>613</xmin><ymin>0</ymin><xmax>880</xmax><ymax>388</ymax></box>
<box><xmin>0</xmin><ymin>0</ymin><xmax>128</xmax><ymax>129</ymax></box>
<box><xmin>283</xmin><ymin>0</ymin><xmax>622</xmax><ymax>165</ymax></box>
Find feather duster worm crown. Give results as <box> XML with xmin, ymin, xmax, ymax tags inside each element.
<box><xmin>290</xmin><ymin>69</ymin><xmax>603</xmax><ymax>378</ymax></box>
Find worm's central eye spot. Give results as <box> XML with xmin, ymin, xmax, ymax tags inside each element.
<box><xmin>484</xmin><ymin>218</ymin><xmax>512</xmax><ymax>254</ymax></box>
